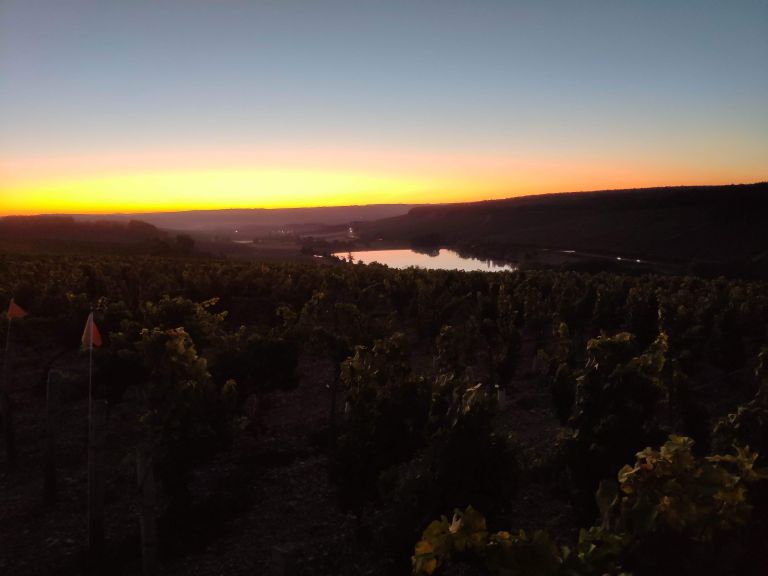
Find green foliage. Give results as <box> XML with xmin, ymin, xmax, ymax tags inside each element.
<box><xmin>426</xmin><ymin>379</ymin><xmax>519</xmax><ymax>512</ymax></box>
<box><xmin>96</xmin><ymin>296</ymin><xmax>229</xmax><ymax>404</ymax></box>
<box><xmin>3</xmin><ymin>252</ymin><xmax>768</xmax><ymax>572</ymax></box>
<box><xmin>435</xmin><ymin>321</ymin><xmax>480</xmax><ymax>376</ymax></box>
<box><xmin>560</xmin><ymin>527</ymin><xmax>628</xmax><ymax>576</ymax></box>
<box><xmin>568</xmin><ymin>332</ymin><xmax>670</xmax><ymax>497</ymax></box>
<box><xmin>333</xmin><ymin>333</ymin><xmax>430</xmax><ymax>506</ymax></box>
<box><xmin>600</xmin><ymin>435</ymin><xmax>768</xmax><ymax>540</ymax></box>
<box><xmin>209</xmin><ymin>327</ymin><xmax>299</xmax><ymax>396</ymax></box>
<box><xmin>491</xmin><ymin>322</ymin><xmax>522</xmax><ymax>388</ymax></box>
<box><xmin>374</xmin><ymin>374</ymin><xmax>520</xmax><ymax>575</ymax></box>
<box><xmin>414</xmin><ymin>436</ymin><xmax>768</xmax><ymax>576</ymax></box>
<box><xmin>141</xmin><ymin>295</ymin><xmax>226</xmax><ymax>351</ymax></box>
<box><xmin>412</xmin><ymin>506</ymin><xmax>489</xmax><ymax>575</ymax></box>
<box><xmin>137</xmin><ymin>327</ymin><xmax>242</xmax><ymax>510</ymax></box>
<box><xmin>537</xmin><ymin>321</ymin><xmax>575</xmax><ymax>424</ymax></box>
<box><xmin>412</xmin><ymin>506</ymin><xmax>627</xmax><ymax>576</ymax></box>
<box><xmin>713</xmin><ymin>347</ymin><xmax>768</xmax><ymax>464</ymax></box>
<box><xmin>596</xmin><ymin>435</ymin><xmax>768</xmax><ymax>576</ymax></box>
<box><xmin>622</xmin><ymin>285</ymin><xmax>658</xmax><ymax>348</ymax></box>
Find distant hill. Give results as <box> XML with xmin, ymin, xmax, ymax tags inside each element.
<box><xmin>361</xmin><ymin>183</ymin><xmax>768</xmax><ymax>267</ymax></box>
<box><xmin>0</xmin><ymin>216</ymin><xmax>162</xmax><ymax>243</ymax></box>
<box><xmin>0</xmin><ymin>216</ymin><xmax>202</xmax><ymax>257</ymax></box>
<box><xmin>6</xmin><ymin>185</ymin><xmax>767</xmax><ymax>274</ymax></box>
<box><xmin>66</xmin><ymin>204</ymin><xmax>417</xmax><ymax>233</ymax></box>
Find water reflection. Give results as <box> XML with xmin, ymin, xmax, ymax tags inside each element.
<box><xmin>332</xmin><ymin>249</ymin><xmax>516</xmax><ymax>272</ymax></box>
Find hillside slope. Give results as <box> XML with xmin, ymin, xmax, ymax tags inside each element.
<box><xmin>362</xmin><ymin>183</ymin><xmax>768</xmax><ymax>264</ymax></box>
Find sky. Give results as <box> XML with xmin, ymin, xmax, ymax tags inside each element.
<box><xmin>1</xmin><ymin>0</ymin><xmax>766</xmax><ymax>215</ymax></box>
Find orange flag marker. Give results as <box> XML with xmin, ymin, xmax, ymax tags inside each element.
<box><xmin>7</xmin><ymin>299</ymin><xmax>27</xmax><ymax>321</ymax></box>
<box><xmin>81</xmin><ymin>312</ymin><xmax>103</xmax><ymax>349</ymax></box>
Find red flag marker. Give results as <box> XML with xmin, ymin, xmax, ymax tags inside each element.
<box><xmin>7</xmin><ymin>299</ymin><xmax>27</xmax><ymax>321</ymax></box>
<box><xmin>81</xmin><ymin>313</ymin><xmax>102</xmax><ymax>349</ymax></box>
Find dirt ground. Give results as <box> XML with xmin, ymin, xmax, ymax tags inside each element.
<box><xmin>1</xmin><ymin>336</ymin><xmax>574</xmax><ymax>576</ymax></box>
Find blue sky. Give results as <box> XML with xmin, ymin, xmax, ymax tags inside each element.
<box><xmin>1</xmin><ymin>0</ymin><xmax>766</xmax><ymax>212</ymax></box>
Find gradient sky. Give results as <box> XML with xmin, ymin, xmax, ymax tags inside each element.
<box><xmin>1</xmin><ymin>0</ymin><xmax>767</xmax><ymax>215</ymax></box>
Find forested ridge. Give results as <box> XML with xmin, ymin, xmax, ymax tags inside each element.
<box><xmin>363</xmin><ymin>183</ymin><xmax>768</xmax><ymax>272</ymax></box>
<box><xmin>1</xmin><ymin>252</ymin><xmax>767</xmax><ymax>575</ymax></box>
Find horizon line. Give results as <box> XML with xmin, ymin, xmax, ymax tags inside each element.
<box><xmin>2</xmin><ymin>180</ymin><xmax>766</xmax><ymax>219</ymax></box>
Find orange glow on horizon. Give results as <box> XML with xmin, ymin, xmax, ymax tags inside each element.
<box><xmin>1</xmin><ymin>168</ymin><xmax>499</xmax><ymax>214</ymax></box>
<box><xmin>1</xmin><ymin>147</ymin><xmax>765</xmax><ymax>216</ymax></box>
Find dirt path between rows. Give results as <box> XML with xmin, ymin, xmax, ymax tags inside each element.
<box><xmin>1</xmin><ymin>338</ymin><xmax>575</xmax><ymax>576</ymax></box>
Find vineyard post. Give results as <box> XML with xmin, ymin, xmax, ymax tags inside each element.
<box><xmin>136</xmin><ymin>446</ymin><xmax>158</xmax><ymax>576</ymax></box>
<box><xmin>496</xmin><ymin>384</ymin><xmax>507</xmax><ymax>409</ymax></box>
<box><xmin>271</xmin><ymin>545</ymin><xmax>296</xmax><ymax>576</ymax></box>
<box><xmin>328</xmin><ymin>379</ymin><xmax>337</xmax><ymax>440</ymax></box>
<box><xmin>88</xmin><ymin>310</ymin><xmax>93</xmax><ymax>425</ymax></box>
<box><xmin>44</xmin><ymin>372</ymin><xmax>62</xmax><ymax>505</ymax></box>
<box><xmin>1</xmin><ymin>316</ymin><xmax>17</xmax><ymax>466</ymax></box>
<box><xmin>0</xmin><ymin>391</ymin><xmax>14</xmax><ymax>467</ymax></box>
<box><xmin>88</xmin><ymin>399</ymin><xmax>107</xmax><ymax>565</ymax></box>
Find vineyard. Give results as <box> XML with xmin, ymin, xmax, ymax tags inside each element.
<box><xmin>1</xmin><ymin>251</ymin><xmax>767</xmax><ymax>575</ymax></box>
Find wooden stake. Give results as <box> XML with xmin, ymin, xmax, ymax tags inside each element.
<box><xmin>44</xmin><ymin>372</ymin><xmax>62</xmax><ymax>505</ymax></box>
<box><xmin>88</xmin><ymin>399</ymin><xmax>107</xmax><ymax>564</ymax></box>
<box><xmin>0</xmin><ymin>391</ymin><xmax>15</xmax><ymax>467</ymax></box>
<box><xmin>271</xmin><ymin>545</ymin><xmax>296</xmax><ymax>576</ymax></box>
<box><xmin>328</xmin><ymin>380</ymin><xmax>337</xmax><ymax>440</ymax></box>
<box><xmin>496</xmin><ymin>385</ymin><xmax>507</xmax><ymax>409</ymax></box>
<box><xmin>136</xmin><ymin>446</ymin><xmax>158</xmax><ymax>576</ymax></box>
<box><xmin>1</xmin><ymin>318</ymin><xmax>16</xmax><ymax>466</ymax></box>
